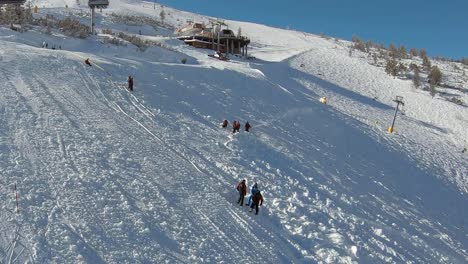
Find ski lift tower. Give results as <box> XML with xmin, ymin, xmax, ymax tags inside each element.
<box><xmin>88</xmin><ymin>0</ymin><xmax>109</xmax><ymax>34</ymax></box>
<box><xmin>209</xmin><ymin>19</ymin><xmax>227</xmax><ymax>52</ymax></box>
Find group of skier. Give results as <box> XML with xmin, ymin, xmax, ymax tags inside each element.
<box><xmin>236</xmin><ymin>179</ymin><xmax>264</xmax><ymax>215</ymax></box>
<box><xmin>222</xmin><ymin>120</ymin><xmax>251</xmax><ymax>133</ymax></box>
<box><xmin>83</xmin><ymin>58</ymin><xmax>134</xmax><ymax>92</ymax></box>
<box><xmin>42</xmin><ymin>41</ymin><xmax>61</xmax><ymax>50</ymax></box>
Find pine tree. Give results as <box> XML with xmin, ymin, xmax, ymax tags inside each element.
<box><xmin>373</xmin><ymin>53</ymin><xmax>378</xmax><ymax>65</ymax></box>
<box><xmin>385</xmin><ymin>58</ymin><xmax>398</xmax><ymax>76</ymax></box>
<box><xmin>388</xmin><ymin>43</ymin><xmax>398</xmax><ymax>59</ymax></box>
<box><xmin>422</xmin><ymin>55</ymin><xmax>432</xmax><ymax>71</ymax></box>
<box><xmin>411</xmin><ymin>64</ymin><xmax>421</xmax><ymax>89</ymax></box>
<box><xmin>428</xmin><ymin>65</ymin><xmax>442</xmax><ymax>86</ymax></box>
<box><xmin>397</xmin><ymin>63</ymin><xmax>407</xmax><ymax>75</ymax></box>
<box><xmin>429</xmin><ymin>85</ymin><xmax>437</xmax><ymax>97</ymax></box>
<box><xmin>419</xmin><ymin>48</ymin><xmax>427</xmax><ymax>58</ymax></box>
<box><xmin>398</xmin><ymin>45</ymin><xmax>407</xmax><ymax>59</ymax></box>
<box><xmin>410</xmin><ymin>48</ymin><xmax>418</xmax><ymax>57</ymax></box>
<box><xmin>159</xmin><ymin>8</ymin><xmax>166</xmax><ymax>24</ymax></box>
<box><xmin>366</xmin><ymin>40</ymin><xmax>373</xmax><ymax>53</ymax></box>
<box><xmin>351</xmin><ymin>35</ymin><xmax>365</xmax><ymax>52</ymax></box>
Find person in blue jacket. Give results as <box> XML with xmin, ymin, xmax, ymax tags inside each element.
<box><xmin>246</xmin><ymin>182</ymin><xmax>259</xmax><ymax>206</ymax></box>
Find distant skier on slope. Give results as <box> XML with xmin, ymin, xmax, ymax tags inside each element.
<box><xmin>85</xmin><ymin>58</ymin><xmax>92</xmax><ymax>66</ymax></box>
<box><xmin>232</xmin><ymin>120</ymin><xmax>238</xmax><ymax>133</ymax></box>
<box><xmin>245</xmin><ymin>121</ymin><xmax>251</xmax><ymax>132</ymax></box>
<box><xmin>249</xmin><ymin>190</ymin><xmax>263</xmax><ymax>215</ymax></box>
<box><xmin>246</xmin><ymin>182</ymin><xmax>259</xmax><ymax>206</ymax></box>
<box><xmin>222</xmin><ymin>119</ymin><xmax>229</xmax><ymax>128</ymax></box>
<box><xmin>235</xmin><ymin>121</ymin><xmax>241</xmax><ymax>133</ymax></box>
<box><xmin>128</xmin><ymin>75</ymin><xmax>134</xmax><ymax>91</ymax></box>
<box><xmin>236</xmin><ymin>179</ymin><xmax>247</xmax><ymax>206</ymax></box>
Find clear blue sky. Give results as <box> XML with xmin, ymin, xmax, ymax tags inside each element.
<box><xmin>158</xmin><ymin>0</ymin><xmax>467</xmax><ymax>59</ymax></box>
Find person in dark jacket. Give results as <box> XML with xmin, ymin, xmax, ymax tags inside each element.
<box><xmin>85</xmin><ymin>58</ymin><xmax>92</xmax><ymax>66</ymax></box>
<box><xmin>245</xmin><ymin>121</ymin><xmax>251</xmax><ymax>132</ymax></box>
<box><xmin>249</xmin><ymin>191</ymin><xmax>263</xmax><ymax>215</ymax></box>
<box><xmin>246</xmin><ymin>182</ymin><xmax>258</xmax><ymax>206</ymax></box>
<box><xmin>222</xmin><ymin>119</ymin><xmax>228</xmax><ymax>128</ymax></box>
<box><xmin>236</xmin><ymin>179</ymin><xmax>247</xmax><ymax>206</ymax></box>
<box><xmin>128</xmin><ymin>75</ymin><xmax>134</xmax><ymax>91</ymax></box>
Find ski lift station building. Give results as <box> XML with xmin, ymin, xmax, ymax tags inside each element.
<box><xmin>175</xmin><ymin>22</ymin><xmax>250</xmax><ymax>56</ymax></box>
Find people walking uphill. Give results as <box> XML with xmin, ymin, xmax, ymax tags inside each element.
<box><xmin>236</xmin><ymin>179</ymin><xmax>247</xmax><ymax>206</ymax></box>
<box><xmin>128</xmin><ymin>75</ymin><xmax>134</xmax><ymax>91</ymax></box>
<box><xmin>232</xmin><ymin>120</ymin><xmax>238</xmax><ymax>133</ymax></box>
<box><xmin>246</xmin><ymin>182</ymin><xmax>259</xmax><ymax>206</ymax></box>
<box><xmin>85</xmin><ymin>58</ymin><xmax>92</xmax><ymax>66</ymax></box>
<box><xmin>249</xmin><ymin>190</ymin><xmax>263</xmax><ymax>215</ymax></box>
<box><xmin>245</xmin><ymin>121</ymin><xmax>251</xmax><ymax>132</ymax></box>
<box><xmin>222</xmin><ymin>119</ymin><xmax>229</xmax><ymax>128</ymax></box>
<box><xmin>235</xmin><ymin>121</ymin><xmax>241</xmax><ymax>133</ymax></box>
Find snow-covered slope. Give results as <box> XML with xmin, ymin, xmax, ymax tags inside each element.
<box><xmin>0</xmin><ymin>0</ymin><xmax>467</xmax><ymax>263</ymax></box>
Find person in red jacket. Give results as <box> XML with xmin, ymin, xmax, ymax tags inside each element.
<box><xmin>235</xmin><ymin>121</ymin><xmax>241</xmax><ymax>132</ymax></box>
<box><xmin>232</xmin><ymin>120</ymin><xmax>238</xmax><ymax>133</ymax></box>
<box><xmin>236</xmin><ymin>179</ymin><xmax>247</xmax><ymax>206</ymax></box>
<box><xmin>249</xmin><ymin>191</ymin><xmax>263</xmax><ymax>215</ymax></box>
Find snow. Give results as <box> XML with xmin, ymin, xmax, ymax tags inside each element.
<box><xmin>0</xmin><ymin>0</ymin><xmax>467</xmax><ymax>263</ymax></box>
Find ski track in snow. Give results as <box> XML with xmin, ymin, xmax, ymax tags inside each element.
<box><xmin>0</xmin><ymin>2</ymin><xmax>467</xmax><ymax>263</ymax></box>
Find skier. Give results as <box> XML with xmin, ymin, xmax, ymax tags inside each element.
<box><xmin>236</xmin><ymin>179</ymin><xmax>247</xmax><ymax>206</ymax></box>
<box><xmin>246</xmin><ymin>182</ymin><xmax>259</xmax><ymax>206</ymax></box>
<box><xmin>249</xmin><ymin>190</ymin><xmax>263</xmax><ymax>215</ymax></box>
<box><xmin>245</xmin><ymin>121</ymin><xmax>251</xmax><ymax>132</ymax></box>
<box><xmin>128</xmin><ymin>75</ymin><xmax>134</xmax><ymax>91</ymax></box>
<box><xmin>222</xmin><ymin>119</ymin><xmax>228</xmax><ymax>128</ymax></box>
<box><xmin>235</xmin><ymin>121</ymin><xmax>241</xmax><ymax>132</ymax></box>
<box><xmin>85</xmin><ymin>58</ymin><xmax>92</xmax><ymax>66</ymax></box>
<box><xmin>42</xmin><ymin>41</ymin><xmax>46</xmax><ymax>48</ymax></box>
<box><xmin>232</xmin><ymin>120</ymin><xmax>238</xmax><ymax>133</ymax></box>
